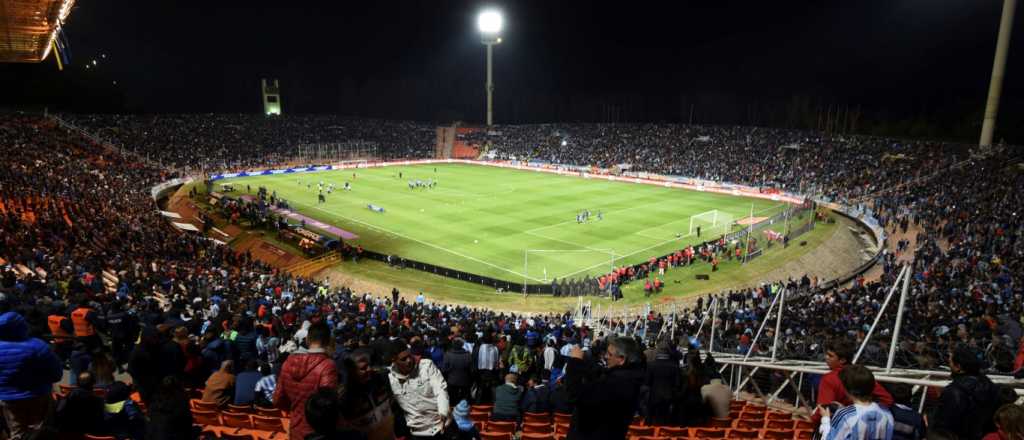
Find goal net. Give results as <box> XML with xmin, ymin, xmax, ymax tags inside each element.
<box><xmin>688</xmin><ymin>210</ymin><xmax>734</xmax><ymax>236</ymax></box>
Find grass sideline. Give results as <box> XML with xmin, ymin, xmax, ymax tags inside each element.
<box><xmin>222</xmin><ymin>163</ymin><xmax>790</xmax><ymax>283</ymax></box>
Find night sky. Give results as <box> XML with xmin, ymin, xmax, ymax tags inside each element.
<box><xmin>2</xmin><ymin>0</ymin><xmax>1023</xmax><ymax>141</ymax></box>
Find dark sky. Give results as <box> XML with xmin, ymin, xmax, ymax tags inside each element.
<box><xmin>2</xmin><ymin>0</ymin><xmax>1023</xmax><ymax>140</ymax></box>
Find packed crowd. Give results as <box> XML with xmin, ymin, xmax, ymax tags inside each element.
<box><xmin>0</xmin><ymin>114</ymin><xmax>1022</xmax><ymax>440</ymax></box>
<box><xmin>62</xmin><ymin>114</ymin><xmax>437</xmax><ymax>172</ymax></box>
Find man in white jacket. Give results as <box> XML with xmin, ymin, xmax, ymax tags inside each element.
<box><xmin>389</xmin><ymin>340</ymin><xmax>450</xmax><ymax>439</ymax></box>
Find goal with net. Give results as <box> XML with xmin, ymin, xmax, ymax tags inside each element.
<box><xmin>688</xmin><ymin>210</ymin><xmax>734</xmax><ymax>236</ymax></box>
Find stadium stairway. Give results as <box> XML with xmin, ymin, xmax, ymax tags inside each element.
<box><xmin>283</xmin><ymin>251</ymin><xmax>340</xmax><ymax>278</ymax></box>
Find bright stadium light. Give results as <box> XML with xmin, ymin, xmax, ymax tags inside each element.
<box><xmin>477</xmin><ymin>10</ymin><xmax>503</xmax><ymax>34</ymax></box>
<box><xmin>477</xmin><ymin>10</ymin><xmax>504</xmax><ymax>127</ymax></box>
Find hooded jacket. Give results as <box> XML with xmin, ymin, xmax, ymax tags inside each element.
<box><xmin>0</xmin><ymin>312</ymin><xmax>63</xmax><ymax>401</ymax></box>
<box><xmin>273</xmin><ymin>347</ymin><xmax>339</xmax><ymax>440</ymax></box>
<box><xmin>389</xmin><ymin>359</ymin><xmax>449</xmax><ymax>437</ymax></box>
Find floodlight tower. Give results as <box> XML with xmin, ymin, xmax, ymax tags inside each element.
<box><xmin>980</xmin><ymin>0</ymin><xmax>1017</xmax><ymax>147</ymax></box>
<box><xmin>477</xmin><ymin>10</ymin><xmax>503</xmax><ymax>127</ymax></box>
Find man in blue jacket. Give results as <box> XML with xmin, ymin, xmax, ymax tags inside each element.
<box><xmin>0</xmin><ymin>311</ymin><xmax>64</xmax><ymax>440</ymax></box>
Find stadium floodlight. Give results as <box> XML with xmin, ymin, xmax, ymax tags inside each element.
<box><xmin>477</xmin><ymin>10</ymin><xmax>503</xmax><ymax>126</ymax></box>
<box><xmin>477</xmin><ymin>10</ymin><xmax>503</xmax><ymax>34</ymax></box>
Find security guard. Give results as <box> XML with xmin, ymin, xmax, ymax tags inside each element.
<box><xmin>47</xmin><ymin>308</ymin><xmax>75</xmax><ymax>362</ymax></box>
<box><xmin>70</xmin><ymin>304</ymin><xmax>102</xmax><ymax>350</ymax></box>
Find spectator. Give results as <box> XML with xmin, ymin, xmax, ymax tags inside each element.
<box><xmin>700</xmin><ymin>373</ymin><xmax>732</xmax><ymax>419</ymax></box>
<box><xmin>441</xmin><ymin>338</ymin><xmax>473</xmax><ymax>406</ymax></box>
<box><xmin>932</xmin><ymin>345</ymin><xmax>1005</xmax><ymax>440</ymax></box>
<box><xmin>0</xmin><ymin>311</ymin><xmax>63</xmax><ymax>440</ymax></box>
<box><xmin>451</xmin><ymin>400</ymin><xmax>481</xmax><ymax>440</ymax></box>
<box><xmin>56</xmin><ymin>371</ymin><xmax>105</xmax><ymax>435</ymax></box>
<box><xmin>234</xmin><ymin>359</ymin><xmax>262</xmax><ymax>406</ymax></box>
<box><xmin>146</xmin><ymin>376</ymin><xmax>197</xmax><ymax>440</ymax></box>
<box><xmin>388</xmin><ymin>339</ymin><xmax>450</xmax><ymax>439</ymax></box>
<box><xmin>815</xmin><ymin>340</ymin><xmax>894</xmax><ymax>425</ymax></box>
<box><xmin>564</xmin><ymin>336</ymin><xmax>644</xmax><ymax>440</ymax></box>
<box><xmin>886</xmin><ymin>383</ymin><xmax>926</xmax><ymax>440</ymax></box>
<box><xmin>473</xmin><ymin>334</ymin><xmax>500</xmax><ymax>404</ymax></box>
<box><xmin>103</xmin><ymin>381</ymin><xmax>147</xmax><ymax>440</ymax></box>
<box><xmin>337</xmin><ymin>349</ymin><xmax>395</xmax><ymax>440</ymax></box>
<box><xmin>202</xmin><ymin>360</ymin><xmax>236</xmax><ymax>408</ymax></box>
<box><xmin>984</xmin><ymin>404</ymin><xmax>1024</xmax><ymax>440</ymax></box>
<box><xmin>304</xmin><ymin>387</ymin><xmax>367</xmax><ymax>440</ymax></box>
<box><xmin>254</xmin><ymin>362</ymin><xmax>277</xmax><ymax>408</ymax></box>
<box><xmin>549</xmin><ymin>378</ymin><xmax>574</xmax><ymax>415</ymax></box>
<box><xmin>274</xmin><ymin>321</ymin><xmax>339</xmax><ymax>440</ymax></box>
<box><xmin>645</xmin><ymin>340</ymin><xmax>681</xmax><ymax>425</ymax></box>
<box><xmin>520</xmin><ymin>375</ymin><xmax>553</xmax><ymax>414</ymax></box>
<box><xmin>674</xmin><ymin>350</ymin><xmax>710</xmax><ymax>426</ymax></box>
<box><xmin>818</xmin><ymin>364</ymin><xmax>895</xmax><ymax>440</ymax></box>
<box><xmin>491</xmin><ymin>373</ymin><xmax>523</xmax><ymax>421</ymax></box>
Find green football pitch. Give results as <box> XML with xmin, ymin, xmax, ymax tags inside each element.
<box><xmin>223</xmin><ymin>163</ymin><xmax>785</xmax><ymax>284</ymax></box>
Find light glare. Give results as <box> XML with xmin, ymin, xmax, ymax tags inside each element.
<box><xmin>477</xmin><ymin>11</ymin><xmax>503</xmax><ymax>34</ymax></box>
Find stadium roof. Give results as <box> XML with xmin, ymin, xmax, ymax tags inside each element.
<box><xmin>0</xmin><ymin>0</ymin><xmax>74</xmax><ymax>63</ymax></box>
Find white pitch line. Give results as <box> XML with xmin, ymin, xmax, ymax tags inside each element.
<box><xmin>523</xmin><ymin>230</ymin><xmax>615</xmax><ymax>255</ymax></box>
<box><xmin>558</xmin><ymin>231</ymin><xmax>696</xmax><ymax>279</ymax></box>
<box><xmin>289</xmin><ymin>200</ymin><xmax>544</xmax><ymax>282</ymax></box>
<box><xmin>522</xmin><ymin>197</ymin><xmax>676</xmax><ymax>235</ymax></box>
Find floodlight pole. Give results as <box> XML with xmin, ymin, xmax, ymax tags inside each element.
<box><xmin>980</xmin><ymin>0</ymin><xmax>1017</xmax><ymax>147</ymax></box>
<box><xmin>485</xmin><ymin>41</ymin><xmax>495</xmax><ymax>127</ymax></box>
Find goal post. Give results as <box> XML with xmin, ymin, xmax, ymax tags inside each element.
<box><xmin>688</xmin><ymin>210</ymin><xmax>734</xmax><ymax>236</ymax></box>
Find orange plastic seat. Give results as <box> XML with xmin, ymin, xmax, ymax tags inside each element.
<box><xmin>796</xmin><ymin>429</ymin><xmax>814</xmax><ymax>440</ymax></box>
<box><xmin>471</xmin><ymin>404</ymin><xmax>494</xmax><ymax>413</ymax></box>
<box><xmin>693</xmin><ymin>428</ymin><xmax>726</xmax><ymax>438</ymax></box>
<box><xmin>709</xmin><ymin>417</ymin><xmax>732</xmax><ymax>428</ymax></box>
<box><xmin>628</xmin><ymin>425</ymin><xmax>656</xmax><ymax>437</ymax></box>
<box><xmin>521</xmin><ymin>434</ymin><xmax>555</xmax><ymax>440</ymax></box>
<box><xmin>734</xmin><ymin>418</ymin><xmax>763</xmax><ymax>429</ymax></box>
<box><xmin>523</xmin><ymin>412</ymin><xmax>552</xmax><ymax>424</ymax></box>
<box><xmin>553</xmin><ymin>413</ymin><xmax>572</xmax><ymax>425</ymax></box>
<box><xmin>191</xmin><ymin>399</ymin><xmax>220</xmax><ymax>411</ymax></box>
<box><xmin>470</xmin><ymin>411</ymin><xmax>491</xmax><ymax>424</ymax></box>
<box><xmin>794</xmin><ymin>420</ymin><xmax>815</xmax><ymax>430</ymax></box>
<box><xmin>227</xmin><ymin>404</ymin><xmax>254</xmax><ymax>414</ymax></box>
<box><xmin>479</xmin><ymin>432</ymin><xmax>513</xmax><ymax>440</ymax></box>
<box><xmin>191</xmin><ymin>409</ymin><xmax>221</xmax><ymax>426</ymax></box>
<box><xmin>766</xmin><ymin>411</ymin><xmax>792</xmax><ymax>420</ymax></box>
<box><xmin>221</xmin><ymin>411</ymin><xmax>254</xmax><ymax>429</ymax></box>
<box><xmin>729</xmin><ymin>428</ymin><xmax>761</xmax><ymax>438</ymax></box>
<box><xmin>220</xmin><ymin>433</ymin><xmax>255</xmax><ymax>440</ymax></box>
<box><xmin>763</xmin><ymin>428</ymin><xmax>796</xmax><ymax>439</ymax></box>
<box><xmin>765</xmin><ymin>419</ymin><xmax>795</xmax><ymax>430</ymax></box>
<box><xmin>522</xmin><ymin>423</ymin><xmax>553</xmax><ymax>434</ymax></box>
<box><xmin>255</xmin><ymin>406</ymin><xmax>283</xmax><ymax>418</ymax></box>
<box><xmin>656</xmin><ymin>426</ymin><xmax>688</xmax><ymax>437</ymax></box>
<box><xmin>251</xmin><ymin>415</ymin><xmax>286</xmax><ymax>432</ymax></box>
<box><xmin>84</xmin><ymin>435</ymin><xmax>117</xmax><ymax>440</ymax></box>
<box><xmin>554</xmin><ymin>423</ymin><xmax>570</xmax><ymax>436</ymax></box>
<box><xmin>485</xmin><ymin>421</ymin><xmax>516</xmax><ymax>434</ymax></box>
<box><xmin>740</xmin><ymin>411</ymin><xmax>766</xmax><ymax>420</ymax></box>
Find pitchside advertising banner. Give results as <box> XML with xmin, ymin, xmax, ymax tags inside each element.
<box><xmin>207</xmin><ymin>159</ymin><xmax>806</xmax><ymax>204</ymax></box>
<box><xmin>209</xmin><ymin>165</ymin><xmax>334</xmax><ymax>181</ymax></box>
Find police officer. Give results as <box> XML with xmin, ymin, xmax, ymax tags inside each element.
<box><xmin>105</xmin><ymin>301</ymin><xmax>137</xmax><ymax>372</ymax></box>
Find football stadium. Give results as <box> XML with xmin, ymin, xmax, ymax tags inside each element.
<box><xmin>1</xmin><ymin>1</ymin><xmax>1023</xmax><ymax>440</ymax></box>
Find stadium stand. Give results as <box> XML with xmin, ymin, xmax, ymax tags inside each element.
<box><xmin>0</xmin><ymin>113</ymin><xmax>1022</xmax><ymax>440</ymax></box>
